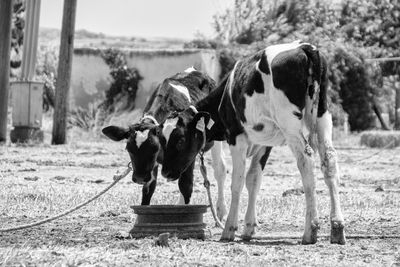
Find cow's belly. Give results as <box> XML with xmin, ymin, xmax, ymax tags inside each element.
<box><xmin>244</xmin><ymin>119</ymin><xmax>286</xmax><ymax>146</ymax></box>
<box><xmin>243</xmin><ymin>92</ymin><xmax>286</xmax><ymax>146</ymax></box>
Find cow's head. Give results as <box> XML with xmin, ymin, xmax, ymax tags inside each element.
<box><xmin>160</xmin><ymin>107</ymin><xmax>210</xmax><ymax>180</ymax></box>
<box><xmin>102</xmin><ymin>116</ymin><xmax>163</xmax><ymax>185</ymax></box>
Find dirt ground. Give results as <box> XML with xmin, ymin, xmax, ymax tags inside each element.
<box><xmin>1</xmin><ymin>131</ymin><xmax>400</xmax><ymax>266</ymax></box>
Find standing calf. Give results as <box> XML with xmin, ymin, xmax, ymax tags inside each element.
<box><xmin>160</xmin><ymin>41</ymin><xmax>345</xmax><ymax>245</ymax></box>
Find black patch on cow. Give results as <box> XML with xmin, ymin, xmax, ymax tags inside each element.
<box><xmin>253</xmin><ymin>123</ymin><xmax>264</xmax><ymax>131</ymax></box>
<box><xmin>259</xmin><ymin>146</ymin><xmax>272</xmax><ymax>170</ymax></box>
<box><xmin>293</xmin><ymin>111</ymin><xmax>303</xmax><ymax>120</ymax></box>
<box><xmin>216</xmin><ymin>50</ymin><xmax>269</xmax><ymax>145</ymax></box>
<box><xmin>317</xmin><ymin>53</ymin><xmax>328</xmax><ymax>117</ymax></box>
<box><xmin>308</xmin><ymin>84</ymin><xmax>315</xmax><ymax>99</ymax></box>
<box><xmin>271</xmin><ymin>48</ymin><xmax>309</xmax><ymax>111</ymax></box>
<box><xmin>258</xmin><ymin>52</ymin><xmax>270</xmax><ymax>75</ymax></box>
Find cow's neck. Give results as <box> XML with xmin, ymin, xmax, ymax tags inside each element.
<box><xmin>195</xmin><ymin>77</ymin><xmax>228</xmax><ymax>142</ymax></box>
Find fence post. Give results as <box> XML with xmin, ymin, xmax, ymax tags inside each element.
<box><xmin>0</xmin><ymin>0</ymin><xmax>13</xmax><ymax>143</ymax></box>
<box><xmin>52</xmin><ymin>0</ymin><xmax>77</xmax><ymax>144</ymax></box>
<box><xmin>395</xmin><ymin>85</ymin><xmax>400</xmax><ymax>130</ymax></box>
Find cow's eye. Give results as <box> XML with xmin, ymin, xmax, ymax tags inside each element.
<box><xmin>176</xmin><ymin>138</ymin><xmax>185</xmax><ymax>150</ymax></box>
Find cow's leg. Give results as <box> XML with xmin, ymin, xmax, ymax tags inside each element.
<box><xmin>286</xmin><ymin>133</ymin><xmax>319</xmax><ymax>244</ymax></box>
<box><xmin>210</xmin><ymin>141</ymin><xmax>227</xmax><ymax>221</ymax></box>
<box><xmin>178</xmin><ymin>160</ymin><xmax>195</xmax><ymax>204</ymax></box>
<box><xmin>242</xmin><ymin>146</ymin><xmax>272</xmax><ymax>240</ymax></box>
<box><xmin>221</xmin><ymin>134</ymin><xmax>248</xmax><ymax>241</ymax></box>
<box><xmin>176</xmin><ymin>194</ymin><xmax>185</xmax><ymax>205</ymax></box>
<box><xmin>141</xmin><ymin>166</ymin><xmax>158</xmax><ymax>205</ymax></box>
<box><xmin>317</xmin><ymin>112</ymin><xmax>345</xmax><ymax>244</ymax></box>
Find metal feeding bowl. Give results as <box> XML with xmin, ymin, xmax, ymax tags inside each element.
<box><xmin>130</xmin><ymin>205</ymin><xmax>208</xmax><ymax>239</ymax></box>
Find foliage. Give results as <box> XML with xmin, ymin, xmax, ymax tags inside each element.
<box><xmin>329</xmin><ymin>47</ymin><xmax>377</xmax><ymax>131</ymax></box>
<box><xmin>100</xmin><ymin>49</ymin><xmax>143</xmax><ymax>111</ymax></box>
<box><xmin>10</xmin><ymin>0</ymin><xmax>25</xmax><ymax>74</ymax></box>
<box><xmin>68</xmin><ymin>104</ymin><xmax>97</xmax><ymax>131</ymax></box>
<box><xmin>183</xmin><ymin>39</ymin><xmax>219</xmax><ymax>49</ymax></box>
<box><xmin>211</xmin><ymin>0</ymin><xmax>400</xmax><ymax>131</ymax></box>
<box><xmin>36</xmin><ymin>46</ymin><xmax>58</xmax><ymax>111</ymax></box>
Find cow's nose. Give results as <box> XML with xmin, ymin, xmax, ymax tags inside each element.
<box><xmin>161</xmin><ymin>169</ymin><xmax>171</xmax><ymax>178</ymax></box>
<box><xmin>131</xmin><ymin>174</ymin><xmax>146</xmax><ymax>185</ymax></box>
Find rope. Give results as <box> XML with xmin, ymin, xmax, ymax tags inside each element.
<box><xmin>0</xmin><ymin>166</ymin><xmax>132</xmax><ymax>233</ymax></box>
<box><xmin>339</xmin><ymin>139</ymin><xmax>396</xmax><ymax>163</ymax></box>
<box><xmin>199</xmin><ymin>153</ymin><xmax>400</xmax><ymax>241</ymax></box>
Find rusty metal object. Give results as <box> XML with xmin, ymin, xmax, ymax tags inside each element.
<box><xmin>130</xmin><ymin>205</ymin><xmax>208</xmax><ymax>239</ymax></box>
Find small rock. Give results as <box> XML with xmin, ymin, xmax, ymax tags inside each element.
<box><xmin>155</xmin><ymin>232</ymin><xmax>170</xmax><ymax>247</ymax></box>
<box><xmin>53</xmin><ymin>176</ymin><xmax>66</xmax><ymax>181</ymax></box>
<box><xmin>115</xmin><ymin>230</ymin><xmax>131</xmax><ymax>240</ymax></box>
<box><xmin>24</xmin><ymin>176</ymin><xmax>40</xmax><ymax>181</ymax></box>
<box><xmin>100</xmin><ymin>210</ymin><xmax>121</xmax><ymax>217</ymax></box>
<box><xmin>282</xmin><ymin>188</ymin><xmax>304</xmax><ymax>197</ymax></box>
<box><xmin>91</xmin><ymin>179</ymin><xmax>105</xmax><ymax>184</ymax></box>
<box><xmin>375</xmin><ymin>185</ymin><xmax>385</xmax><ymax>192</ymax></box>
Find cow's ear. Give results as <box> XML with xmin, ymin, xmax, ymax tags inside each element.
<box><xmin>102</xmin><ymin>126</ymin><xmax>130</xmax><ymax>141</ymax></box>
<box><xmin>191</xmin><ymin>112</ymin><xmax>210</xmax><ymax>132</ymax></box>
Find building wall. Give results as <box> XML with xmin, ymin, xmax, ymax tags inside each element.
<box><xmin>71</xmin><ymin>48</ymin><xmax>221</xmax><ymax>110</ymax></box>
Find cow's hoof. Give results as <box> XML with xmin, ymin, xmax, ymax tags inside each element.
<box><xmin>241</xmin><ymin>222</ymin><xmax>256</xmax><ymax>241</ymax></box>
<box><xmin>301</xmin><ymin>222</ymin><xmax>319</xmax><ymax>245</ymax></box>
<box><xmin>220</xmin><ymin>226</ymin><xmax>237</xmax><ymax>241</ymax></box>
<box><xmin>330</xmin><ymin>221</ymin><xmax>346</xmax><ymax>245</ymax></box>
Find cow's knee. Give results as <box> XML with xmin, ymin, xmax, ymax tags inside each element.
<box><xmin>321</xmin><ymin>145</ymin><xmax>338</xmax><ymax>180</ymax></box>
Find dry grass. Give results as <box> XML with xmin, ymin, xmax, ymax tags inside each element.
<box><xmin>360</xmin><ymin>130</ymin><xmax>400</xmax><ymax>148</ymax></box>
<box><xmin>1</xmin><ymin>134</ymin><xmax>400</xmax><ymax>266</ymax></box>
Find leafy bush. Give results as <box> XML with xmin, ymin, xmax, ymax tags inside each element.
<box><xmin>100</xmin><ymin>49</ymin><xmax>143</xmax><ymax>111</ymax></box>
<box><xmin>329</xmin><ymin>47</ymin><xmax>377</xmax><ymax>131</ymax></box>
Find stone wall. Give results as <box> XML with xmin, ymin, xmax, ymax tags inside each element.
<box><xmin>70</xmin><ymin>48</ymin><xmax>221</xmax><ymax>110</ymax></box>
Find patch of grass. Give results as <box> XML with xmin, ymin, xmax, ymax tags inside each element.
<box><xmin>1</xmin><ymin>140</ymin><xmax>400</xmax><ymax>265</ymax></box>
<box><xmin>360</xmin><ymin>130</ymin><xmax>400</xmax><ymax>148</ymax></box>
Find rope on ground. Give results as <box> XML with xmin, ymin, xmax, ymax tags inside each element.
<box><xmin>200</xmin><ymin>153</ymin><xmax>400</xmax><ymax>241</ymax></box>
<box><xmin>0</xmin><ymin>166</ymin><xmax>132</xmax><ymax>233</ymax></box>
<box><xmin>339</xmin><ymin>139</ymin><xmax>395</xmax><ymax>163</ymax></box>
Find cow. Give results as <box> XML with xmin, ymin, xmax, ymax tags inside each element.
<box><xmin>159</xmin><ymin>41</ymin><xmax>346</xmax><ymax>245</ymax></box>
<box><xmin>102</xmin><ymin>68</ymin><xmax>228</xmax><ymax>219</ymax></box>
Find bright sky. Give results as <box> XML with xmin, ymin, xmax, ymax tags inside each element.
<box><xmin>39</xmin><ymin>0</ymin><xmax>233</xmax><ymax>39</ymax></box>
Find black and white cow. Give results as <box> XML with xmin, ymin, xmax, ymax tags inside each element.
<box><xmin>102</xmin><ymin>68</ymin><xmax>228</xmax><ymax>217</ymax></box>
<box><xmin>160</xmin><ymin>41</ymin><xmax>345</xmax><ymax>245</ymax></box>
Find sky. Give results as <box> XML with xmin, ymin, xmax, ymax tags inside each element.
<box><xmin>39</xmin><ymin>0</ymin><xmax>233</xmax><ymax>39</ymax></box>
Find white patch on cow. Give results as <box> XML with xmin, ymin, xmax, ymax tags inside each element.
<box><xmin>242</xmin><ymin>91</ymin><xmax>286</xmax><ymax>146</ymax></box>
<box><xmin>207</xmin><ymin>118</ymin><xmax>214</xmax><ymax>129</ymax></box>
<box><xmin>196</xmin><ymin>117</ymin><xmax>205</xmax><ymax>132</ymax></box>
<box><xmin>176</xmin><ymin>194</ymin><xmax>185</xmax><ymax>205</ymax></box>
<box><xmin>135</xmin><ymin>129</ymin><xmax>149</xmax><ymax>148</ymax></box>
<box><xmin>141</xmin><ymin>114</ymin><xmax>158</xmax><ymax>125</ymax></box>
<box><xmin>265</xmin><ymin>40</ymin><xmax>305</xmax><ymax>64</ymax></box>
<box><xmin>189</xmin><ymin>105</ymin><xmax>198</xmax><ymax>114</ymax></box>
<box><xmin>169</xmin><ymin>82</ymin><xmax>191</xmax><ymax>102</ymax></box>
<box><xmin>162</xmin><ymin>117</ymin><xmax>178</xmax><ymax>143</ymax></box>
<box><xmin>227</xmin><ymin>62</ymin><xmax>239</xmax><ymax>112</ymax></box>
<box><xmin>184</xmin><ymin>66</ymin><xmax>196</xmax><ymax>73</ymax></box>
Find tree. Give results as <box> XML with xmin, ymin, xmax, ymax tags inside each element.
<box><xmin>52</xmin><ymin>0</ymin><xmax>77</xmax><ymax>144</ymax></box>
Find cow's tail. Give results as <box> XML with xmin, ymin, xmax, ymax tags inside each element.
<box><xmin>301</xmin><ymin>44</ymin><xmax>327</xmax><ymax>150</ymax></box>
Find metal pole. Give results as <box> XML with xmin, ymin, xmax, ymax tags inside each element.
<box><xmin>0</xmin><ymin>0</ymin><xmax>13</xmax><ymax>143</ymax></box>
<box><xmin>21</xmin><ymin>0</ymin><xmax>41</xmax><ymax>80</ymax></box>
<box><xmin>52</xmin><ymin>0</ymin><xmax>77</xmax><ymax>144</ymax></box>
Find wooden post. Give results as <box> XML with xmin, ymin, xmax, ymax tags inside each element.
<box><xmin>0</xmin><ymin>0</ymin><xmax>13</xmax><ymax>143</ymax></box>
<box><xmin>52</xmin><ymin>0</ymin><xmax>77</xmax><ymax>144</ymax></box>
<box><xmin>395</xmin><ymin>86</ymin><xmax>400</xmax><ymax>130</ymax></box>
